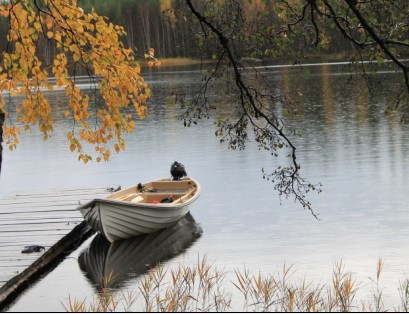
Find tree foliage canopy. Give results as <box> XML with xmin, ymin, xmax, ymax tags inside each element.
<box><xmin>0</xmin><ymin>0</ymin><xmax>150</xmax><ymax>163</ymax></box>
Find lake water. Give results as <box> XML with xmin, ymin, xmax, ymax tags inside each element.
<box><xmin>3</xmin><ymin>63</ymin><xmax>409</xmax><ymax>311</ymax></box>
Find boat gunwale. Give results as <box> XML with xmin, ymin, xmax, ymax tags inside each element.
<box><xmin>77</xmin><ymin>177</ymin><xmax>201</xmax><ymax>211</ymax></box>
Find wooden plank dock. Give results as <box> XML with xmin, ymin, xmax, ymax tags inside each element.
<box><xmin>0</xmin><ymin>187</ymin><xmax>116</xmax><ymax>285</ymax></box>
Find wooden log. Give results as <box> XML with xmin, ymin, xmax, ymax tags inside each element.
<box><xmin>0</xmin><ymin>220</ymin><xmax>95</xmax><ymax>311</ymax></box>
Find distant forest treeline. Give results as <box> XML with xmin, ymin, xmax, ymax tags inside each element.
<box><xmin>0</xmin><ymin>0</ymin><xmax>362</xmax><ymax>64</ymax></box>
<box><xmin>78</xmin><ymin>0</ymin><xmax>206</xmax><ymax>60</ymax></box>
<box><xmin>76</xmin><ymin>0</ymin><xmax>354</xmax><ymax>61</ymax></box>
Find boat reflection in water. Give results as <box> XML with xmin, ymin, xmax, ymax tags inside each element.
<box><xmin>78</xmin><ymin>213</ymin><xmax>202</xmax><ymax>290</ymax></box>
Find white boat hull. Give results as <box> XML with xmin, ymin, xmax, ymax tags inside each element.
<box><xmin>77</xmin><ymin>178</ymin><xmax>200</xmax><ymax>243</ymax></box>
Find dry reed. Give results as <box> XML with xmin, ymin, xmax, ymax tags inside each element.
<box><xmin>64</xmin><ymin>256</ymin><xmax>409</xmax><ymax>312</ymax></box>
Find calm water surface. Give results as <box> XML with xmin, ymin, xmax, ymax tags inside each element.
<box><xmin>4</xmin><ymin>64</ymin><xmax>409</xmax><ymax>311</ymax></box>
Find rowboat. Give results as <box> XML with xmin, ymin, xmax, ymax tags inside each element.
<box><xmin>78</xmin><ymin>213</ymin><xmax>202</xmax><ymax>289</ymax></box>
<box><xmin>77</xmin><ymin>177</ymin><xmax>201</xmax><ymax>243</ymax></box>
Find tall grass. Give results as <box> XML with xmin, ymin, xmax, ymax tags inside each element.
<box><xmin>64</xmin><ymin>256</ymin><xmax>409</xmax><ymax>312</ymax></box>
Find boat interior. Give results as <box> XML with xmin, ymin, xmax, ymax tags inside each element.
<box><xmin>105</xmin><ymin>178</ymin><xmax>198</xmax><ymax>205</ymax></box>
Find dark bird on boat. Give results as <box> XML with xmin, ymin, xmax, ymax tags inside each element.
<box><xmin>170</xmin><ymin>161</ymin><xmax>187</xmax><ymax>180</ymax></box>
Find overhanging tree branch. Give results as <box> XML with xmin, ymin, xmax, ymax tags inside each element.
<box><xmin>343</xmin><ymin>0</ymin><xmax>409</xmax><ymax>91</ymax></box>
<box><xmin>320</xmin><ymin>0</ymin><xmax>409</xmax><ymax>92</ymax></box>
<box><xmin>185</xmin><ymin>0</ymin><xmax>321</xmax><ymax>218</ymax></box>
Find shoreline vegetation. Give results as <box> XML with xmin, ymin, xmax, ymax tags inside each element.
<box><xmin>64</xmin><ymin>256</ymin><xmax>409</xmax><ymax>312</ymax></box>
<box><xmin>138</xmin><ymin>54</ymin><xmax>404</xmax><ymax>70</ymax></box>
<box><xmin>139</xmin><ymin>55</ymin><xmax>351</xmax><ymax>68</ymax></box>
<box><xmin>141</xmin><ymin>57</ymin><xmax>208</xmax><ymax>67</ymax></box>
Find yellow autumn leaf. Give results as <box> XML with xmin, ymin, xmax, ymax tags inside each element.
<box><xmin>33</xmin><ymin>21</ymin><xmax>41</xmax><ymax>31</ymax></box>
<box><xmin>1</xmin><ymin>9</ymin><xmax>9</xmax><ymax>18</ymax></box>
<box><xmin>45</xmin><ymin>15</ymin><xmax>53</xmax><ymax>29</ymax></box>
<box><xmin>54</xmin><ymin>32</ymin><xmax>61</xmax><ymax>42</ymax></box>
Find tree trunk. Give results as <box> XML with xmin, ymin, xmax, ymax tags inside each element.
<box><xmin>0</xmin><ymin>221</ymin><xmax>95</xmax><ymax>310</ymax></box>
<box><xmin>0</xmin><ymin>110</ymin><xmax>4</xmax><ymax>177</ymax></box>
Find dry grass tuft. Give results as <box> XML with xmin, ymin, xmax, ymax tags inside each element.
<box><xmin>64</xmin><ymin>256</ymin><xmax>408</xmax><ymax>312</ymax></box>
